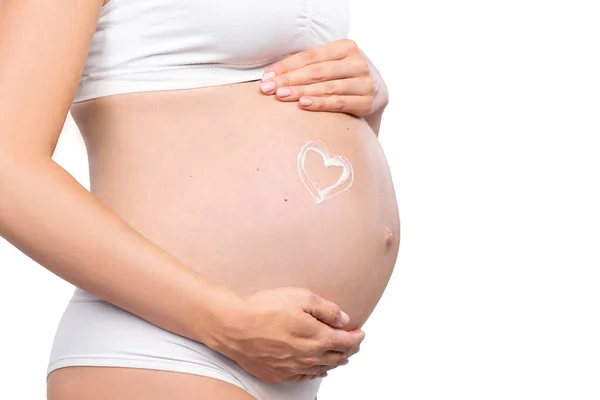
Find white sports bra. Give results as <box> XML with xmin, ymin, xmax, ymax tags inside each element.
<box><xmin>74</xmin><ymin>0</ymin><xmax>350</xmax><ymax>102</ymax></box>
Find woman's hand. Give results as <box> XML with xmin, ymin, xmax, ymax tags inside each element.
<box><xmin>208</xmin><ymin>287</ymin><xmax>364</xmax><ymax>384</ymax></box>
<box><xmin>259</xmin><ymin>39</ymin><xmax>389</xmax><ymax>118</ymax></box>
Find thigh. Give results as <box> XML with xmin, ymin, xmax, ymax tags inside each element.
<box><xmin>47</xmin><ymin>366</ymin><xmax>256</xmax><ymax>400</ymax></box>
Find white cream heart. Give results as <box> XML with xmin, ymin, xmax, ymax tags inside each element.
<box><xmin>297</xmin><ymin>140</ymin><xmax>355</xmax><ymax>204</ymax></box>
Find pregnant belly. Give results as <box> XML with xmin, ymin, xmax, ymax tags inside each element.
<box><xmin>71</xmin><ymin>81</ymin><xmax>400</xmax><ymax>330</ymax></box>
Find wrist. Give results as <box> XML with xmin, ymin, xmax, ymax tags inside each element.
<box><xmin>188</xmin><ymin>279</ymin><xmax>248</xmax><ymax>350</ymax></box>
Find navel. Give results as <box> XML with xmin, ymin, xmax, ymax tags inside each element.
<box><xmin>384</xmin><ymin>228</ymin><xmax>394</xmax><ymax>247</ymax></box>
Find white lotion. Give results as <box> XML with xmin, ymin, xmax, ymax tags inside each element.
<box><xmin>297</xmin><ymin>140</ymin><xmax>355</xmax><ymax>204</ymax></box>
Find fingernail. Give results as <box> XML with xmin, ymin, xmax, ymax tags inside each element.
<box><xmin>262</xmin><ymin>71</ymin><xmax>276</xmax><ymax>81</ymax></box>
<box><xmin>276</xmin><ymin>88</ymin><xmax>292</xmax><ymax>98</ymax></box>
<box><xmin>300</xmin><ymin>97</ymin><xmax>313</xmax><ymax>107</ymax></box>
<box><xmin>261</xmin><ymin>81</ymin><xmax>276</xmax><ymax>93</ymax></box>
<box><xmin>340</xmin><ymin>311</ymin><xmax>350</xmax><ymax>326</ymax></box>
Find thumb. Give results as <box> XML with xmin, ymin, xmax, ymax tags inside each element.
<box><xmin>304</xmin><ymin>295</ymin><xmax>350</xmax><ymax>328</ymax></box>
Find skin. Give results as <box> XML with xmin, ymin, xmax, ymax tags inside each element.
<box><xmin>260</xmin><ymin>39</ymin><xmax>390</xmax><ymax>134</ymax></box>
<box><xmin>0</xmin><ymin>0</ymin><xmax>397</xmax><ymax>399</ymax></box>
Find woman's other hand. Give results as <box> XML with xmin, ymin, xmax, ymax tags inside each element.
<box><xmin>259</xmin><ymin>39</ymin><xmax>389</xmax><ymax>117</ymax></box>
<box><xmin>207</xmin><ymin>287</ymin><xmax>364</xmax><ymax>384</ymax></box>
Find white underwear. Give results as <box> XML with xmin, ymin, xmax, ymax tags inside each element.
<box><xmin>47</xmin><ymin>288</ymin><xmax>321</xmax><ymax>400</ymax></box>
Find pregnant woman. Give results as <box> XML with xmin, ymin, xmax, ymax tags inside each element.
<box><xmin>0</xmin><ymin>0</ymin><xmax>399</xmax><ymax>399</ymax></box>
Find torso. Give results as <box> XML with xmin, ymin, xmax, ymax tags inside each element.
<box><xmin>71</xmin><ymin>82</ymin><xmax>400</xmax><ymax>331</ymax></box>
<box><xmin>71</xmin><ymin>0</ymin><xmax>399</xmax><ymax>331</ymax></box>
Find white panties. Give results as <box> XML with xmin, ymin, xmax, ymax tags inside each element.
<box><xmin>47</xmin><ymin>288</ymin><xmax>321</xmax><ymax>400</ymax></box>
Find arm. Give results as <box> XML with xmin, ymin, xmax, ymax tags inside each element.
<box><xmin>0</xmin><ymin>0</ymin><xmax>364</xmax><ymax>384</ymax></box>
<box><xmin>0</xmin><ymin>0</ymin><xmax>228</xmax><ymax>347</ymax></box>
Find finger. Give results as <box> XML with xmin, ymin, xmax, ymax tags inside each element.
<box><xmin>275</xmin><ymin>77</ymin><xmax>374</xmax><ymax>101</ymax></box>
<box><xmin>299</xmin><ymin>95</ymin><xmax>374</xmax><ymax>117</ymax></box>
<box><xmin>300</xmin><ymin>372</ymin><xmax>329</xmax><ymax>381</ymax></box>
<box><xmin>270</xmin><ymin>58</ymin><xmax>370</xmax><ymax>90</ymax></box>
<box><xmin>298</xmin><ymin>366</ymin><xmax>334</xmax><ymax>376</ymax></box>
<box><xmin>298</xmin><ymin>359</ymin><xmax>349</xmax><ymax>376</ymax></box>
<box><xmin>284</xmin><ymin>375</ymin><xmax>303</xmax><ymax>383</ymax></box>
<box><xmin>322</xmin><ymin>328</ymin><xmax>366</xmax><ymax>353</ymax></box>
<box><xmin>303</xmin><ymin>358</ymin><xmax>350</xmax><ymax>375</ymax></box>
<box><xmin>312</xmin><ymin>350</ymin><xmax>352</xmax><ymax>367</ymax></box>
<box><xmin>284</xmin><ymin>372</ymin><xmax>327</xmax><ymax>383</ymax></box>
<box><xmin>321</xmin><ymin>350</ymin><xmax>355</xmax><ymax>365</ymax></box>
<box><xmin>314</xmin><ymin>352</ymin><xmax>345</xmax><ymax>367</ymax></box>
<box><xmin>263</xmin><ymin>39</ymin><xmax>359</xmax><ymax>78</ymax></box>
<box><xmin>303</xmin><ymin>295</ymin><xmax>350</xmax><ymax>329</ymax></box>
<box><xmin>300</xmin><ymin>373</ymin><xmax>324</xmax><ymax>381</ymax></box>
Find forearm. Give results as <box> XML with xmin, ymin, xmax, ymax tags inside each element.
<box><xmin>0</xmin><ymin>156</ymin><xmax>231</xmax><ymax>347</ymax></box>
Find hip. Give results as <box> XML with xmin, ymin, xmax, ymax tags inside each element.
<box><xmin>47</xmin><ymin>288</ymin><xmax>322</xmax><ymax>400</ymax></box>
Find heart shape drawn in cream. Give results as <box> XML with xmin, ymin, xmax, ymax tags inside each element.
<box><xmin>297</xmin><ymin>140</ymin><xmax>355</xmax><ymax>204</ymax></box>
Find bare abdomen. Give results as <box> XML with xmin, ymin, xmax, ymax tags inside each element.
<box><xmin>71</xmin><ymin>81</ymin><xmax>400</xmax><ymax>330</ymax></box>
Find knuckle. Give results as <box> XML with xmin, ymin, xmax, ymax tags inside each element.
<box><xmin>296</xmin><ymin>287</ymin><xmax>311</xmax><ymax>296</ymax></box>
<box><xmin>279</xmin><ymin>60</ymin><xmax>291</xmax><ymax>73</ymax></box>
<box><xmin>319</xmin><ymin>365</ymin><xmax>334</xmax><ymax>374</ymax></box>
<box><xmin>355</xmin><ymin>58</ymin><xmax>370</xmax><ymax>74</ymax></box>
<box><xmin>293</xmin><ymin>86</ymin><xmax>304</xmax><ymax>97</ymax></box>
<box><xmin>314</xmin><ymin>98</ymin><xmax>326</xmax><ymax>110</ymax></box>
<box><xmin>295</xmin><ymin>287</ymin><xmax>313</xmax><ymax>300</ymax></box>
<box><xmin>340</xmin><ymin>339</ymin><xmax>354</xmax><ymax>353</ymax></box>
<box><xmin>305</xmin><ymin>356</ymin><xmax>320</xmax><ymax>367</ymax></box>
<box><xmin>299</xmin><ymin>341</ymin><xmax>315</xmax><ymax>356</ymax></box>
<box><xmin>347</xmin><ymin>346</ymin><xmax>359</xmax><ymax>357</ymax></box>
<box><xmin>354</xmin><ymin>340</ymin><xmax>364</xmax><ymax>351</ymax></box>
<box><xmin>328</xmin><ymin>353</ymin><xmax>345</xmax><ymax>365</ymax></box>
<box><xmin>302</xmin><ymin>48</ymin><xmax>319</xmax><ymax>64</ymax></box>
<box><xmin>365</xmin><ymin>75</ymin><xmax>375</xmax><ymax>94</ymax></box>
<box><xmin>316</xmin><ymin>337</ymin><xmax>332</xmax><ymax>352</ymax></box>
<box><xmin>328</xmin><ymin>304</ymin><xmax>341</xmax><ymax>321</ymax></box>
<box><xmin>332</xmin><ymin>96</ymin><xmax>345</xmax><ymax>111</ymax></box>
<box><xmin>339</xmin><ymin>343</ymin><xmax>353</xmax><ymax>355</ymax></box>
<box><xmin>343</xmin><ymin>39</ymin><xmax>359</xmax><ymax>52</ymax></box>
<box><xmin>278</xmin><ymin>74</ymin><xmax>290</xmax><ymax>86</ymax></box>
<box><xmin>308</xmin><ymin>357</ymin><xmax>321</xmax><ymax>367</ymax></box>
<box><xmin>310</xmin><ymin>64</ymin><xmax>327</xmax><ymax>82</ymax></box>
<box><xmin>324</xmin><ymin>82</ymin><xmax>337</xmax><ymax>95</ymax></box>
<box><xmin>306</xmin><ymin>291</ymin><xmax>318</xmax><ymax>304</ymax></box>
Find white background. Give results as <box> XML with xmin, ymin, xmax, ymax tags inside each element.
<box><xmin>1</xmin><ymin>0</ymin><xmax>599</xmax><ymax>399</ymax></box>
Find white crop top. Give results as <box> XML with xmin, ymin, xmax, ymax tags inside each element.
<box><xmin>74</xmin><ymin>0</ymin><xmax>350</xmax><ymax>103</ymax></box>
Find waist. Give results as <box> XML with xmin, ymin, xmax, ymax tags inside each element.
<box><xmin>71</xmin><ymin>81</ymin><xmax>400</xmax><ymax>328</ymax></box>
